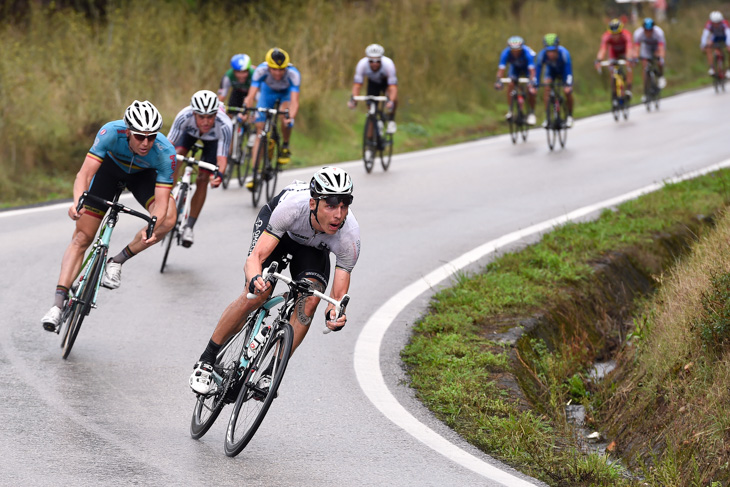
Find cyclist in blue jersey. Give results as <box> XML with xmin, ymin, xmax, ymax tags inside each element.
<box><xmin>41</xmin><ymin>101</ymin><xmax>178</xmax><ymax>332</ymax></box>
<box><xmin>494</xmin><ymin>36</ymin><xmax>538</xmax><ymax>125</ymax></box>
<box><xmin>535</xmin><ymin>33</ymin><xmax>574</xmax><ymax>128</ymax></box>
<box><xmin>243</xmin><ymin>47</ymin><xmax>300</xmax><ymax>189</ymax></box>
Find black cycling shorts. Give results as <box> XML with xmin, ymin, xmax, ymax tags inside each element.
<box><xmin>85</xmin><ymin>155</ymin><xmax>158</xmax><ymax>217</ymax></box>
<box><xmin>175</xmin><ymin>133</ymin><xmax>218</xmax><ymax>175</ymax></box>
<box><xmin>248</xmin><ymin>192</ymin><xmax>330</xmax><ymax>288</ymax></box>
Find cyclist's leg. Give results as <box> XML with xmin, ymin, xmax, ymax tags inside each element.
<box><xmin>287</xmin><ymin>244</ymin><xmax>331</xmax><ymax>354</ymax></box>
<box><xmin>706</xmin><ymin>46</ymin><xmax>715</xmax><ymax>72</ymax></box>
<box><xmin>187</xmin><ymin>141</ymin><xmax>217</xmax><ymax>222</ymax></box>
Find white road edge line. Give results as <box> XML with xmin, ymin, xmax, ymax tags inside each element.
<box><xmin>353</xmin><ymin>158</ymin><xmax>730</xmax><ymax>486</ymax></box>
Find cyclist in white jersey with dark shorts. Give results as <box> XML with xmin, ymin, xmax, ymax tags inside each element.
<box><xmin>632</xmin><ymin>17</ymin><xmax>667</xmax><ymax>100</ymax></box>
<box><xmin>348</xmin><ymin>43</ymin><xmax>398</xmax><ymax>135</ymax></box>
<box><xmin>167</xmin><ymin>89</ymin><xmax>232</xmax><ymax>247</ymax></box>
<box><xmin>189</xmin><ymin>166</ymin><xmax>359</xmax><ymax>395</ymax></box>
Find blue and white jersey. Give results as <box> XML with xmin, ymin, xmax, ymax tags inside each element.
<box><xmin>535</xmin><ymin>46</ymin><xmax>573</xmax><ymax>86</ymax></box>
<box><xmin>498</xmin><ymin>46</ymin><xmax>536</xmax><ymax>71</ymax></box>
<box><xmin>88</xmin><ymin>120</ymin><xmax>176</xmax><ymax>185</ymax></box>
<box><xmin>251</xmin><ymin>63</ymin><xmax>301</xmax><ymax>94</ymax></box>
<box><xmin>167</xmin><ymin>106</ymin><xmax>233</xmax><ymax>159</ymax></box>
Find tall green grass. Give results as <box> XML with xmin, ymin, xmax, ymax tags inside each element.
<box><xmin>0</xmin><ymin>0</ymin><xmax>723</xmax><ymax>206</ymax></box>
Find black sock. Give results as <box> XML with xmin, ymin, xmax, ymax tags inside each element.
<box><xmin>199</xmin><ymin>339</ymin><xmax>222</xmax><ymax>365</ymax></box>
<box><xmin>186</xmin><ymin>216</ymin><xmax>197</xmax><ymax>229</ymax></box>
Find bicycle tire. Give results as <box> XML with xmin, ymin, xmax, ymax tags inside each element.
<box><xmin>381</xmin><ymin>133</ymin><xmax>393</xmax><ymax>171</ymax></box>
<box><xmin>362</xmin><ymin>116</ymin><xmax>376</xmax><ymax>173</ymax></box>
<box><xmin>508</xmin><ymin>96</ymin><xmax>518</xmax><ymax>144</ymax></box>
<box><xmin>558</xmin><ymin>97</ymin><xmax>568</xmax><ymax>148</ymax></box>
<box><xmin>160</xmin><ymin>184</ymin><xmax>186</xmax><ymax>273</ymax></box>
<box><xmin>265</xmin><ymin>135</ymin><xmax>279</xmax><ymax>202</ymax></box>
<box><xmin>251</xmin><ymin>136</ymin><xmax>267</xmax><ymax>207</ymax></box>
<box><xmin>239</xmin><ymin>129</ymin><xmax>253</xmax><ymax>187</ymax></box>
<box><xmin>62</xmin><ymin>247</ymin><xmax>105</xmax><ymax>359</ymax></box>
<box><xmin>545</xmin><ymin>98</ymin><xmax>556</xmax><ymax>151</ymax></box>
<box><xmin>224</xmin><ymin>321</ymin><xmax>293</xmax><ymax>457</ymax></box>
<box><xmin>190</xmin><ymin>319</ymin><xmax>254</xmax><ymax>439</ymax></box>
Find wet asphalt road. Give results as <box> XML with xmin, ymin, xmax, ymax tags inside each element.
<box><xmin>1</xmin><ymin>87</ymin><xmax>729</xmax><ymax>487</ymax></box>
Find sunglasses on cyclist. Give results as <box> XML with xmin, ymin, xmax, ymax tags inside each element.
<box><xmin>130</xmin><ymin>131</ymin><xmax>158</xmax><ymax>142</ymax></box>
<box><xmin>318</xmin><ymin>194</ymin><xmax>353</xmax><ymax>207</ymax></box>
<box><xmin>368</xmin><ymin>58</ymin><xmax>382</xmax><ymax>64</ymax></box>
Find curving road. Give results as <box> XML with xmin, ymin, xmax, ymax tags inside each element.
<box><xmin>1</xmin><ymin>87</ymin><xmax>729</xmax><ymax>487</ymax></box>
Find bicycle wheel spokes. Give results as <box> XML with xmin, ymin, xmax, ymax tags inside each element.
<box><xmin>251</xmin><ymin>138</ymin><xmax>267</xmax><ymax>207</ymax></box>
<box><xmin>62</xmin><ymin>248</ymin><xmax>105</xmax><ymax>359</ymax></box>
<box><xmin>508</xmin><ymin>97</ymin><xmax>518</xmax><ymax>144</ymax></box>
<box><xmin>191</xmin><ymin>321</ymin><xmax>253</xmax><ymax>439</ymax></box>
<box><xmin>224</xmin><ymin>322</ymin><xmax>293</xmax><ymax>457</ymax></box>
<box><xmin>380</xmin><ymin>133</ymin><xmax>393</xmax><ymax>171</ymax></box>
<box><xmin>362</xmin><ymin>116</ymin><xmax>376</xmax><ymax>173</ymax></box>
<box><xmin>160</xmin><ymin>184</ymin><xmax>186</xmax><ymax>273</ymax></box>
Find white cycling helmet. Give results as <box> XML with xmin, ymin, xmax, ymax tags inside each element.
<box><xmin>710</xmin><ymin>11</ymin><xmax>724</xmax><ymax>22</ymax></box>
<box><xmin>190</xmin><ymin>89</ymin><xmax>220</xmax><ymax>115</ymax></box>
<box><xmin>365</xmin><ymin>43</ymin><xmax>385</xmax><ymax>58</ymax></box>
<box><xmin>124</xmin><ymin>100</ymin><xmax>163</xmax><ymax>133</ymax></box>
<box><xmin>310</xmin><ymin>167</ymin><xmax>353</xmax><ymax>198</ymax></box>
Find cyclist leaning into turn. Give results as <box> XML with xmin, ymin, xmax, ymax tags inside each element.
<box><xmin>243</xmin><ymin>47</ymin><xmax>300</xmax><ymax>189</ymax></box>
<box><xmin>534</xmin><ymin>33</ymin><xmax>575</xmax><ymax>128</ymax></box>
<box><xmin>700</xmin><ymin>11</ymin><xmax>730</xmax><ymax>76</ymax></box>
<box><xmin>632</xmin><ymin>17</ymin><xmax>667</xmax><ymax>101</ymax></box>
<box><xmin>189</xmin><ymin>166</ymin><xmax>360</xmax><ymax>396</ymax></box>
<box><xmin>347</xmin><ymin>43</ymin><xmax>399</xmax><ymax>134</ymax></box>
<box><xmin>595</xmin><ymin>18</ymin><xmax>634</xmax><ymax>99</ymax></box>
<box><xmin>167</xmin><ymin>90</ymin><xmax>232</xmax><ymax>248</ymax></box>
<box><xmin>41</xmin><ymin>101</ymin><xmax>177</xmax><ymax>331</ymax></box>
<box><xmin>494</xmin><ymin>36</ymin><xmax>538</xmax><ymax>126</ymax></box>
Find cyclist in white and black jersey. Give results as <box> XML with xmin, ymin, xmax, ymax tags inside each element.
<box><xmin>632</xmin><ymin>17</ymin><xmax>667</xmax><ymax>99</ymax></box>
<box><xmin>167</xmin><ymin>90</ymin><xmax>233</xmax><ymax>247</ymax></box>
<box><xmin>190</xmin><ymin>167</ymin><xmax>359</xmax><ymax>396</ymax></box>
<box><xmin>348</xmin><ymin>43</ymin><xmax>398</xmax><ymax>134</ymax></box>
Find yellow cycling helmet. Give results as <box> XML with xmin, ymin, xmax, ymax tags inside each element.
<box><xmin>608</xmin><ymin>18</ymin><xmax>623</xmax><ymax>34</ymax></box>
<box><xmin>265</xmin><ymin>47</ymin><xmax>290</xmax><ymax>69</ymax></box>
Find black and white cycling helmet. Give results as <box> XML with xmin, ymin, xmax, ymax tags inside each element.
<box><xmin>365</xmin><ymin>43</ymin><xmax>385</xmax><ymax>58</ymax></box>
<box><xmin>124</xmin><ymin>100</ymin><xmax>163</xmax><ymax>133</ymax></box>
<box><xmin>190</xmin><ymin>89</ymin><xmax>220</xmax><ymax>115</ymax></box>
<box><xmin>310</xmin><ymin>167</ymin><xmax>353</xmax><ymax>198</ymax></box>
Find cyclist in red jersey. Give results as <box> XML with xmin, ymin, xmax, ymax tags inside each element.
<box><xmin>595</xmin><ymin>18</ymin><xmax>634</xmax><ymax>99</ymax></box>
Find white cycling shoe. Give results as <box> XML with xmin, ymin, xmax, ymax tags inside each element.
<box><xmin>42</xmin><ymin>306</ymin><xmax>63</xmax><ymax>332</ymax></box>
<box><xmin>100</xmin><ymin>260</ymin><xmax>122</xmax><ymax>289</ymax></box>
<box><xmin>190</xmin><ymin>361</ymin><xmax>215</xmax><ymax>395</ymax></box>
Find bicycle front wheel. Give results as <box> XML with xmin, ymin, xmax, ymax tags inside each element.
<box><xmin>224</xmin><ymin>321</ymin><xmax>293</xmax><ymax>457</ymax></box>
<box><xmin>239</xmin><ymin>134</ymin><xmax>253</xmax><ymax>187</ymax></box>
<box><xmin>160</xmin><ymin>184</ymin><xmax>186</xmax><ymax>273</ymax></box>
<box><xmin>508</xmin><ymin>97</ymin><xmax>518</xmax><ymax>144</ymax></box>
<box><xmin>558</xmin><ymin>100</ymin><xmax>568</xmax><ymax>149</ymax></box>
<box><xmin>545</xmin><ymin>101</ymin><xmax>556</xmax><ymax>151</ymax></box>
<box><xmin>191</xmin><ymin>319</ymin><xmax>254</xmax><ymax>439</ymax></box>
<box><xmin>362</xmin><ymin>116</ymin><xmax>376</xmax><ymax>173</ymax></box>
<box><xmin>380</xmin><ymin>133</ymin><xmax>393</xmax><ymax>171</ymax></box>
<box><xmin>251</xmin><ymin>137</ymin><xmax>267</xmax><ymax>207</ymax></box>
<box><xmin>62</xmin><ymin>247</ymin><xmax>105</xmax><ymax>359</ymax></box>
<box><xmin>265</xmin><ymin>139</ymin><xmax>279</xmax><ymax>202</ymax></box>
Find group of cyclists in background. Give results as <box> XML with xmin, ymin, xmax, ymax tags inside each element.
<box><xmin>40</xmin><ymin>9</ymin><xmax>730</xmax><ymax>413</ymax></box>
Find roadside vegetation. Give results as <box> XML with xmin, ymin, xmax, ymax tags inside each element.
<box><xmin>402</xmin><ymin>169</ymin><xmax>730</xmax><ymax>486</ymax></box>
<box><xmin>0</xmin><ymin>0</ymin><xmax>723</xmax><ymax>207</ymax></box>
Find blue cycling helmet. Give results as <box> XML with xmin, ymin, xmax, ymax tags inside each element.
<box><xmin>507</xmin><ymin>36</ymin><xmax>524</xmax><ymax>50</ymax></box>
<box><xmin>642</xmin><ymin>17</ymin><xmax>655</xmax><ymax>30</ymax></box>
<box><xmin>230</xmin><ymin>53</ymin><xmax>251</xmax><ymax>71</ymax></box>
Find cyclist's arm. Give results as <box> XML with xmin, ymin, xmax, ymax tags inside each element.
<box><xmin>244</xmin><ymin>86</ymin><xmax>259</xmax><ymax>110</ymax></box>
<box><xmin>218</xmin><ymin>75</ymin><xmax>231</xmax><ymax>103</ymax></box>
<box><xmin>700</xmin><ymin>29</ymin><xmax>711</xmax><ymax>49</ymax></box>
<box><xmin>71</xmin><ymin>155</ymin><xmax>102</xmax><ymax>217</ymax></box>
<box><xmin>597</xmin><ymin>34</ymin><xmax>609</xmax><ymax>60</ymax></box>
<box><xmin>288</xmin><ymin>91</ymin><xmax>299</xmax><ymax>120</ymax></box>
<box><xmin>245</xmin><ymin>231</ymin><xmax>279</xmax><ymax>293</ymax></box>
<box><xmin>386</xmin><ymin>84</ymin><xmax>398</xmax><ymax>103</ymax></box>
<box><xmin>325</xmin><ymin>267</ymin><xmax>351</xmax><ymax>327</ymax></box>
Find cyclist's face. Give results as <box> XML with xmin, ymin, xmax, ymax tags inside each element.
<box><xmin>310</xmin><ymin>198</ymin><xmax>349</xmax><ymax>234</ymax></box>
<box><xmin>368</xmin><ymin>58</ymin><xmax>382</xmax><ymax>71</ymax></box>
<box><xmin>269</xmin><ymin>67</ymin><xmax>286</xmax><ymax>80</ymax></box>
<box><xmin>194</xmin><ymin>113</ymin><xmax>216</xmax><ymax>134</ymax></box>
<box><xmin>234</xmin><ymin>69</ymin><xmax>249</xmax><ymax>82</ymax></box>
<box><xmin>509</xmin><ymin>48</ymin><xmax>522</xmax><ymax>57</ymax></box>
<box><xmin>546</xmin><ymin>50</ymin><xmax>558</xmax><ymax>61</ymax></box>
<box><xmin>127</xmin><ymin>129</ymin><xmax>156</xmax><ymax>155</ymax></box>
<box><xmin>644</xmin><ymin>28</ymin><xmax>654</xmax><ymax>36</ymax></box>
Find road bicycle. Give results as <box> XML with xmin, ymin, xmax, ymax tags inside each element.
<box><xmin>711</xmin><ymin>43</ymin><xmax>727</xmax><ymax>93</ymax></box>
<box><xmin>500</xmin><ymin>77</ymin><xmax>531</xmax><ymax>144</ymax></box>
<box><xmin>247</xmin><ymin>101</ymin><xmax>289</xmax><ymax>207</ymax></box>
<box><xmin>352</xmin><ymin>95</ymin><xmax>393</xmax><ymax>173</ymax></box>
<box><xmin>222</xmin><ymin>106</ymin><xmax>256</xmax><ymax>189</ymax></box>
<box><xmin>642</xmin><ymin>57</ymin><xmax>662</xmax><ymax>111</ymax></box>
<box><xmin>600</xmin><ymin>60</ymin><xmax>630</xmax><ymax>122</ymax></box>
<box><xmin>190</xmin><ymin>260</ymin><xmax>350</xmax><ymax>457</ymax></box>
<box><xmin>543</xmin><ymin>79</ymin><xmax>569</xmax><ymax>151</ymax></box>
<box><xmin>56</xmin><ymin>186</ymin><xmax>156</xmax><ymax>359</ymax></box>
<box><xmin>159</xmin><ymin>153</ymin><xmax>219</xmax><ymax>273</ymax></box>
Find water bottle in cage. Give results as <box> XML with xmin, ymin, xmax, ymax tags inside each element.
<box><xmin>246</xmin><ymin>323</ymin><xmax>271</xmax><ymax>359</ymax></box>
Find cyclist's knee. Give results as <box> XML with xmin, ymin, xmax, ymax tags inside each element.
<box><xmin>71</xmin><ymin>228</ymin><xmax>95</xmax><ymax>249</ymax></box>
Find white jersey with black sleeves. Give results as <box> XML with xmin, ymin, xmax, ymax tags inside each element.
<box><xmin>353</xmin><ymin>56</ymin><xmax>398</xmax><ymax>85</ymax></box>
<box><xmin>265</xmin><ymin>181</ymin><xmax>361</xmax><ymax>273</ymax></box>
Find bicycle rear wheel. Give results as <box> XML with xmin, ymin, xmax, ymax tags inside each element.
<box><xmin>160</xmin><ymin>184</ymin><xmax>186</xmax><ymax>273</ymax></box>
<box><xmin>362</xmin><ymin>116</ymin><xmax>376</xmax><ymax>173</ymax></box>
<box><xmin>557</xmin><ymin>99</ymin><xmax>568</xmax><ymax>148</ymax></box>
<box><xmin>224</xmin><ymin>321</ymin><xmax>293</xmax><ymax>457</ymax></box>
<box><xmin>545</xmin><ymin>100</ymin><xmax>556</xmax><ymax>151</ymax></box>
<box><xmin>251</xmin><ymin>137</ymin><xmax>267</xmax><ymax>207</ymax></box>
<box><xmin>239</xmin><ymin>129</ymin><xmax>254</xmax><ymax>187</ymax></box>
<box><xmin>265</xmin><ymin>138</ymin><xmax>279</xmax><ymax>202</ymax></box>
<box><xmin>61</xmin><ymin>248</ymin><xmax>105</xmax><ymax>359</ymax></box>
<box><xmin>508</xmin><ymin>97</ymin><xmax>518</xmax><ymax>144</ymax></box>
<box><xmin>191</xmin><ymin>319</ymin><xmax>254</xmax><ymax>439</ymax></box>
